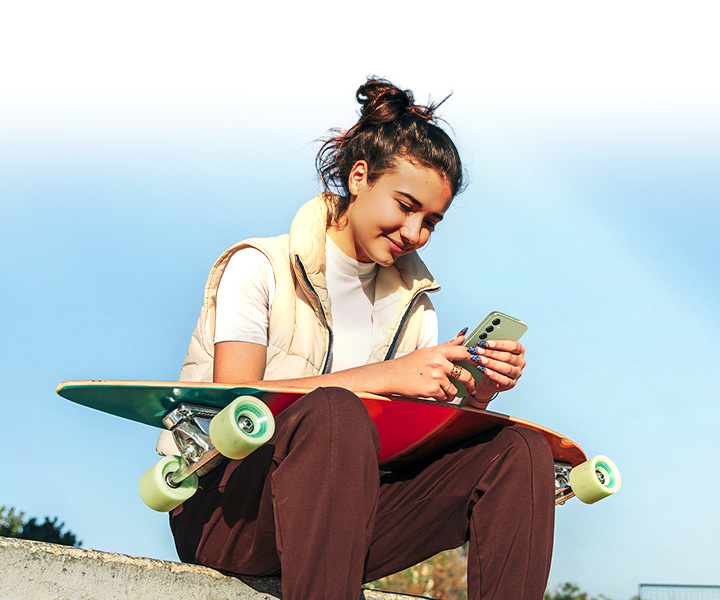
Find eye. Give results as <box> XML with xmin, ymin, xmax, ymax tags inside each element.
<box><xmin>396</xmin><ymin>200</ymin><xmax>412</xmax><ymax>213</ymax></box>
<box><xmin>424</xmin><ymin>219</ymin><xmax>438</xmax><ymax>232</ymax></box>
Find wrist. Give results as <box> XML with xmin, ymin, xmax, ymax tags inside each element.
<box><xmin>460</xmin><ymin>392</ymin><xmax>498</xmax><ymax>408</ymax></box>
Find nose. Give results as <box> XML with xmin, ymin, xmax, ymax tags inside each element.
<box><xmin>400</xmin><ymin>217</ymin><xmax>422</xmax><ymax>247</ymax></box>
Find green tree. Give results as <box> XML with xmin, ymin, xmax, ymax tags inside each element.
<box><xmin>0</xmin><ymin>505</ymin><xmax>82</xmax><ymax>547</ymax></box>
<box><xmin>544</xmin><ymin>582</ymin><xmax>631</xmax><ymax>600</ymax></box>
<box><xmin>18</xmin><ymin>516</ymin><xmax>82</xmax><ymax>547</ymax></box>
<box><xmin>545</xmin><ymin>582</ymin><xmax>591</xmax><ymax>600</ymax></box>
<box><xmin>0</xmin><ymin>506</ymin><xmax>25</xmax><ymax>537</ymax></box>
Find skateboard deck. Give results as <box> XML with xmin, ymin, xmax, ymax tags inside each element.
<box><xmin>57</xmin><ymin>380</ymin><xmax>620</xmax><ymax>509</ymax></box>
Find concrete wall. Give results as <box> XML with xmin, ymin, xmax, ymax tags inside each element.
<box><xmin>0</xmin><ymin>537</ymin><xmax>427</xmax><ymax>600</ymax></box>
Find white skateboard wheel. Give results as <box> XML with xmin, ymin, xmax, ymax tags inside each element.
<box><xmin>569</xmin><ymin>455</ymin><xmax>621</xmax><ymax>504</ymax></box>
<box><xmin>138</xmin><ymin>455</ymin><xmax>199</xmax><ymax>512</ymax></box>
<box><xmin>209</xmin><ymin>396</ymin><xmax>275</xmax><ymax>460</ymax></box>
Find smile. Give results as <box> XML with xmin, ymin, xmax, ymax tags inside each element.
<box><xmin>385</xmin><ymin>236</ymin><xmax>405</xmax><ymax>254</ymax></box>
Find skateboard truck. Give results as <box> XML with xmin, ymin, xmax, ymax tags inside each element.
<box><xmin>554</xmin><ymin>462</ymin><xmax>573</xmax><ymax>505</ymax></box>
<box><xmin>138</xmin><ymin>395</ymin><xmax>275</xmax><ymax>511</ymax></box>
<box><xmin>163</xmin><ymin>404</ymin><xmax>222</xmax><ymax>486</ymax></box>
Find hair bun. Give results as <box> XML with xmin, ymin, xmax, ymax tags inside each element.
<box><xmin>356</xmin><ymin>78</ymin><xmax>435</xmax><ymax>126</ymax></box>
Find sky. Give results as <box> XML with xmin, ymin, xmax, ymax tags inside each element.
<box><xmin>2</xmin><ymin>2</ymin><xmax>719</xmax><ymax>599</ymax></box>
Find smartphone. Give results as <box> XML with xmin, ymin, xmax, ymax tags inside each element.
<box><xmin>453</xmin><ymin>311</ymin><xmax>527</xmax><ymax>398</ymax></box>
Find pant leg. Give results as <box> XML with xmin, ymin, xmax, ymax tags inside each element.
<box><xmin>364</xmin><ymin>426</ymin><xmax>555</xmax><ymax>600</ymax></box>
<box><xmin>170</xmin><ymin>387</ymin><xmax>381</xmax><ymax>600</ymax></box>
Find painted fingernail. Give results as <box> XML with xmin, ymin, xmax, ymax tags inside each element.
<box><xmin>467</xmin><ymin>346</ymin><xmax>485</xmax><ymax>356</ymax></box>
<box><xmin>458</xmin><ymin>326</ymin><xmax>469</xmax><ymax>336</ymax></box>
<box><xmin>476</xmin><ymin>364</ymin><xmax>486</xmax><ymax>373</ymax></box>
<box><xmin>477</xmin><ymin>340</ymin><xmax>490</xmax><ymax>349</ymax></box>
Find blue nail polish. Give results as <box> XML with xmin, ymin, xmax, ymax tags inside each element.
<box><xmin>477</xmin><ymin>364</ymin><xmax>486</xmax><ymax>373</ymax></box>
<box><xmin>467</xmin><ymin>346</ymin><xmax>479</xmax><ymax>355</ymax></box>
<box><xmin>458</xmin><ymin>326</ymin><xmax>469</xmax><ymax>336</ymax></box>
<box><xmin>469</xmin><ymin>354</ymin><xmax>480</xmax><ymax>363</ymax></box>
<box><xmin>477</xmin><ymin>340</ymin><xmax>489</xmax><ymax>349</ymax></box>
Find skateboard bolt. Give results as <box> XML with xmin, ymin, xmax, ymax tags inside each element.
<box><xmin>238</xmin><ymin>416</ymin><xmax>255</xmax><ymax>434</ymax></box>
<box><xmin>182</xmin><ymin>442</ymin><xmax>200</xmax><ymax>460</ymax></box>
<box><xmin>595</xmin><ymin>469</ymin><xmax>606</xmax><ymax>485</ymax></box>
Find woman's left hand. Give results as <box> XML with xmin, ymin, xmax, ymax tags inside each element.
<box><xmin>466</xmin><ymin>339</ymin><xmax>527</xmax><ymax>404</ymax></box>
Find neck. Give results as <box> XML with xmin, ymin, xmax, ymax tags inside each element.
<box><xmin>327</xmin><ymin>223</ymin><xmax>371</xmax><ymax>264</ymax></box>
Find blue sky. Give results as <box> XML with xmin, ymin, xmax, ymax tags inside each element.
<box><xmin>2</xmin><ymin>2</ymin><xmax>719</xmax><ymax>599</ymax></box>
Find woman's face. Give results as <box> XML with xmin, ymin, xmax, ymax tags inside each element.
<box><xmin>329</xmin><ymin>158</ymin><xmax>454</xmax><ymax>266</ymax></box>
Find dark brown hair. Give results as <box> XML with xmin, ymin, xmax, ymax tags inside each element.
<box><xmin>316</xmin><ymin>78</ymin><xmax>464</xmax><ymax>226</ymax></box>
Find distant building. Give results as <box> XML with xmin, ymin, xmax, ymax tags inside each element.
<box><xmin>639</xmin><ymin>584</ymin><xmax>720</xmax><ymax>600</ymax></box>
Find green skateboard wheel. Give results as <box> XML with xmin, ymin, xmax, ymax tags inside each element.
<box><xmin>569</xmin><ymin>454</ymin><xmax>621</xmax><ymax>504</ymax></box>
<box><xmin>138</xmin><ymin>455</ymin><xmax>199</xmax><ymax>512</ymax></box>
<box><xmin>209</xmin><ymin>396</ymin><xmax>275</xmax><ymax>460</ymax></box>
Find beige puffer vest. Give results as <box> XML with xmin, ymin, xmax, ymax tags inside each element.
<box><xmin>178</xmin><ymin>195</ymin><xmax>440</xmax><ymax>384</ymax></box>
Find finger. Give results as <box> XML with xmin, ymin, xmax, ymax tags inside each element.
<box><xmin>456</xmin><ymin>326</ymin><xmax>469</xmax><ymax>342</ymax></box>
<box><xmin>441</xmin><ymin>343</ymin><xmax>486</xmax><ymax>362</ymax></box>
<box><xmin>477</xmin><ymin>365</ymin><xmax>521</xmax><ymax>389</ymax></box>
<box><xmin>437</xmin><ymin>380</ymin><xmax>457</xmax><ymax>402</ymax></box>
<box><xmin>439</xmin><ymin>336</ymin><xmax>466</xmax><ymax>349</ymax></box>
<box><xmin>478</xmin><ymin>339</ymin><xmax>525</xmax><ymax>355</ymax></box>
<box><xmin>448</xmin><ymin>363</ymin><xmax>477</xmax><ymax>398</ymax></box>
<box><xmin>469</xmin><ymin>350</ymin><xmax>526</xmax><ymax>372</ymax></box>
<box><xmin>469</xmin><ymin>352</ymin><xmax>524</xmax><ymax>380</ymax></box>
<box><xmin>466</xmin><ymin>344</ymin><xmax>526</xmax><ymax>369</ymax></box>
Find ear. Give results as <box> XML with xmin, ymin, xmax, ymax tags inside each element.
<box><xmin>347</xmin><ymin>160</ymin><xmax>368</xmax><ymax>197</ymax></box>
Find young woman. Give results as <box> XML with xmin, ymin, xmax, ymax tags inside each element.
<box><xmin>166</xmin><ymin>79</ymin><xmax>555</xmax><ymax>600</ymax></box>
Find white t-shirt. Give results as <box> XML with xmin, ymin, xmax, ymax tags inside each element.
<box><xmin>214</xmin><ymin>236</ymin><xmax>438</xmax><ymax>372</ymax></box>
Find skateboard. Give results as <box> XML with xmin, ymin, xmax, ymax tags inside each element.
<box><xmin>57</xmin><ymin>380</ymin><xmax>621</xmax><ymax>512</ymax></box>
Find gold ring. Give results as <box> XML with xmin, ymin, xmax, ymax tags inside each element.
<box><xmin>441</xmin><ymin>383</ymin><xmax>451</xmax><ymax>394</ymax></box>
<box><xmin>449</xmin><ymin>364</ymin><xmax>462</xmax><ymax>379</ymax></box>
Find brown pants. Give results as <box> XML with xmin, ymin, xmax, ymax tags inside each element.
<box><xmin>170</xmin><ymin>387</ymin><xmax>555</xmax><ymax>600</ymax></box>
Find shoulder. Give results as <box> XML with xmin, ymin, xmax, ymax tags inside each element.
<box><xmin>235</xmin><ymin>235</ymin><xmax>290</xmax><ymax>266</ymax></box>
<box><xmin>222</xmin><ymin>246</ymin><xmax>273</xmax><ymax>285</ymax></box>
<box><xmin>210</xmin><ymin>235</ymin><xmax>290</xmax><ymax>281</ymax></box>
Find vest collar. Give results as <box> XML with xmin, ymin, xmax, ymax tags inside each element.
<box><xmin>289</xmin><ymin>195</ymin><xmax>441</xmax><ymax>363</ymax></box>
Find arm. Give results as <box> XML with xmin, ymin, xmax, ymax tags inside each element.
<box><xmin>214</xmin><ymin>337</ymin><xmax>478</xmax><ymax>401</ymax></box>
<box><xmin>214</xmin><ymin>335</ymin><xmax>525</xmax><ymax>405</ymax></box>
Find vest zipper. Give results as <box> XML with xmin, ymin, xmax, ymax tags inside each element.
<box><xmin>294</xmin><ymin>255</ymin><xmax>333</xmax><ymax>375</ymax></box>
<box><xmin>383</xmin><ymin>284</ymin><xmax>441</xmax><ymax>361</ymax></box>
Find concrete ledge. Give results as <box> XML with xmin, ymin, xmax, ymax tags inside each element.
<box><xmin>0</xmin><ymin>537</ymin><xmax>428</xmax><ymax>600</ymax></box>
